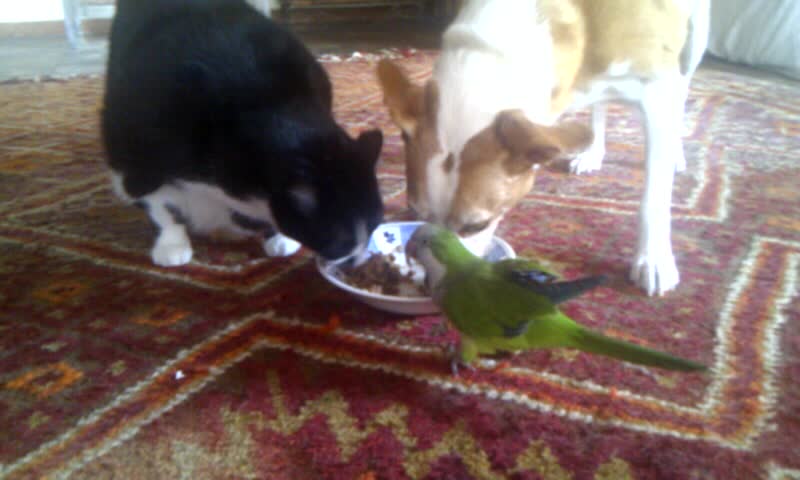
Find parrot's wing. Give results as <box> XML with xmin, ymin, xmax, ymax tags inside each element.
<box><xmin>440</xmin><ymin>266</ymin><xmax>549</xmax><ymax>340</ymax></box>
<box><xmin>493</xmin><ymin>258</ymin><xmax>559</xmax><ymax>281</ymax></box>
<box><xmin>492</xmin><ymin>259</ymin><xmax>607</xmax><ymax>304</ymax></box>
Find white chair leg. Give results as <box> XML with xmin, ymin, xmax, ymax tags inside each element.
<box><xmin>62</xmin><ymin>0</ymin><xmax>84</xmax><ymax>49</ymax></box>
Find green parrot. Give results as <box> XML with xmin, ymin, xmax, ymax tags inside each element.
<box><xmin>405</xmin><ymin>223</ymin><xmax>707</xmax><ymax>374</ymax></box>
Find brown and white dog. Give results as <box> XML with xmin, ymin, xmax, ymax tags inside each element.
<box><xmin>378</xmin><ymin>0</ymin><xmax>709</xmax><ymax>295</ymax></box>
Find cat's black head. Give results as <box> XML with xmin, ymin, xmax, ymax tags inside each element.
<box><xmin>265</xmin><ymin>125</ymin><xmax>384</xmax><ymax>261</ymax></box>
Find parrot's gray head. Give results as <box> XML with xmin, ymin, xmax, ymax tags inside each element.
<box><xmin>406</xmin><ymin>223</ymin><xmax>456</xmax><ymax>293</ymax></box>
<box><xmin>406</xmin><ymin>223</ymin><xmax>447</xmax><ymax>261</ymax></box>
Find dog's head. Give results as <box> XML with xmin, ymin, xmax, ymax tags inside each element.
<box><xmin>377</xmin><ymin>60</ymin><xmax>592</xmax><ymax>253</ymax></box>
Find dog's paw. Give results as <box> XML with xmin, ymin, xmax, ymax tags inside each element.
<box><xmin>151</xmin><ymin>235</ymin><xmax>193</xmax><ymax>267</ymax></box>
<box><xmin>569</xmin><ymin>145</ymin><xmax>605</xmax><ymax>175</ymax></box>
<box><xmin>629</xmin><ymin>252</ymin><xmax>680</xmax><ymax>296</ymax></box>
<box><xmin>674</xmin><ymin>150</ymin><xmax>687</xmax><ymax>173</ymax></box>
<box><xmin>263</xmin><ymin>233</ymin><xmax>302</xmax><ymax>257</ymax></box>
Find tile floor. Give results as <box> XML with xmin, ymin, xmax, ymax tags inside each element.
<box><xmin>0</xmin><ymin>36</ymin><xmax>108</xmax><ymax>81</ymax></box>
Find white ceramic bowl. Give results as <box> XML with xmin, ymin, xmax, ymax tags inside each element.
<box><xmin>316</xmin><ymin>221</ymin><xmax>516</xmax><ymax>315</ymax></box>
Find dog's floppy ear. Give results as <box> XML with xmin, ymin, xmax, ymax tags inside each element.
<box><xmin>377</xmin><ymin>60</ymin><xmax>426</xmax><ymax>133</ymax></box>
<box><xmin>494</xmin><ymin>109</ymin><xmax>593</xmax><ymax>174</ymax></box>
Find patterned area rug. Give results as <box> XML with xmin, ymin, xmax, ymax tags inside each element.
<box><xmin>1</xmin><ymin>52</ymin><xmax>799</xmax><ymax>480</ymax></box>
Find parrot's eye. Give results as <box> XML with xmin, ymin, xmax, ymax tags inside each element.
<box><xmin>459</xmin><ymin>219</ymin><xmax>491</xmax><ymax>236</ymax></box>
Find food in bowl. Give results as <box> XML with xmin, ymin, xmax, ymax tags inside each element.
<box><xmin>316</xmin><ymin>221</ymin><xmax>515</xmax><ymax>315</ymax></box>
<box><xmin>336</xmin><ymin>251</ymin><xmax>425</xmax><ymax>297</ymax></box>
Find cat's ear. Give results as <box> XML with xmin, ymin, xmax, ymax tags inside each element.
<box><xmin>289</xmin><ymin>184</ymin><xmax>317</xmax><ymax>216</ymax></box>
<box><xmin>356</xmin><ymin>129</ymin><xmax>383</xmax><ymax>168</ymax></box>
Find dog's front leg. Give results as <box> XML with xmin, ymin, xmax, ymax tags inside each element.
<box><xmin>630</xmin><ymin>76</ymin><xmax>687</xmax><ymax>295</ymax></box>
<box><xmin>570</xmin><ymin>103</ymin><xmax>606</xmax><ymax>175</ymax></box>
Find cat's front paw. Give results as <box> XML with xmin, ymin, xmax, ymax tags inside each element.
<box><xmin>151</xmin><ymin>229</ymin><xmax>193</xmax><ymax>266</ymax></box>
<box><xmin>263</xmin><ymin>233</ymin><xmax>301</xmax><ymax>257</ymax></box>
<box><xmin>152</xmin><ymin>242</ymin><xmax>193</xmax><ymax>266</ymax></box>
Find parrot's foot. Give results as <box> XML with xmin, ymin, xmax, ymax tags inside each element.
<box><xmin>446</xmin><ymin>343</ymin><xmax>473</xmax><ymax>376</ymax></box>
<box><xmin>480</xmin><ymin>358</ymin><xmax>513</xmax><ymax>373</ymax></box>
<box><xmin>450</xmin><ymin>358</ymin><xmax>475</xmax><ymax>377</ymax></box>
<box><xmin>446</xmin><ymin>342</ymin><xmax>457</xmax><ymax>358</ymax></box>
<box><xmin>491</xmin><ymin>361</ymin><xmax>512</xmax><ymax>373</ymax></box>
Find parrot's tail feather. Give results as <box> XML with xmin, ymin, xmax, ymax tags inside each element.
<box><xmin>542</xmin><ymin>275</ymin><xmax>608</xmax><ymax>304</ymax></box>
<box><xmin>572</xmin><ymin>328</ymin><xmax>707</xmax><ymax>372</ymax></box>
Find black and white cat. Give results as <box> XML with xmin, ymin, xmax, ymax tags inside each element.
<box><xmin>102</xmin><ymin>0</ymin><xmax>384</xmax><ymax>266</ymax></box>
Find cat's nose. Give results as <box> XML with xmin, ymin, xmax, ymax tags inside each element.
<box><xmin>338</xmin><ymin>248</ymin><xmax>372</xmax><ymax>269</ymax></box>
<box><xmin>334</xmin><ymin>256</ymin><xmax>356</xmax><ymax>269</ymax></box>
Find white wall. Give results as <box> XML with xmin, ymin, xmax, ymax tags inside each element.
<box><xmin>0</xmin><ymin>0</ymin><xmax>65</xmax><ymax>23</ymax></box>
<box><xmin>709</xmin><ymin>0</ymin><xmax>800</xmax><ymax>79</ymax></box>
